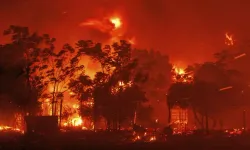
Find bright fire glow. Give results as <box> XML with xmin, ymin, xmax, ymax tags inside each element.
<box><xmin>71</xmin><ymin>117</ymin><xmax>83</xmax><ymax>126</ymax></box>
<box><xmin>0</xmin><ymin>125</ymin><xmax>23</xmax><ymax>133</ymax></box>
<box><xmin>119</xmin><ymin>81</ymin><xmax>124</xmax><ymax>86</ymax></box>
<box><xmin>80</xmin><ymin>14</ymin><xmax>135</xmax><ymax>45</ymax></box>
<box><xmin>149</xmin><ymin>136</ymin><xmax>156</xmax><ymax>141</ymax></box>
<box><xmin>173</xmin><ymin>66</ymin><xmax>185</xmax><ymax>75</ymax></box>
<box><xmin>172</xmin><ymin>65</ymin><xmax>193</xmax><ymax>83</ymax></box>
<box><xmin>110</xmin><ymin>17</ymin><xmax>122</xmax><ymax>29</ymax></box>
<box><xmin>225</xmin><ymin>33</ymin><xmax>234</xmax><ymax>46</ymax></box>
<box><xmin>40</xmin><ymin>90</ymin><xmax>93</xmax><ymax>129</ymax></box>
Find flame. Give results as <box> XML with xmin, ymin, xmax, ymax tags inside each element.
<box><xmin>80</xmin><ymin>14</ymin><xmax>135</xmax><ymax>45</ymax></box>
<box><xmin>72</xmin><ymin>117</ymin><xmax>83</xmax><ymax>126</ymax></box>
<box><xmin>119</xmin><ymin>81</ymin><xmax>124</xmax><ymax>86</ymax></box>
<box><xmin>225</xmin><ymin>33</ymin><xmax>234</xmax><ymax>46</ymax></box>
<box><xmin>40</xmin><ymin>89</ymin><xmax>94</xmax><ymax>129</ymax></box>
<box><xmin>173</xmin><ymin>66</ymin><xmax>185</xmax><ymax>75</ymax></box>
<box><xmin>149</xmin><ymin>136</ymin><xmax>156</xmax><ymax>141</ymax></box>
<box><xmin>110</xmin><ymin>17</ymin><xmax>122</xmax><ymax>29</ymax></box>
<box><xmin>0</xmin><ymin>125</ymin><xmax>23</xmax><ymax>133</ymax></box>
<box><xmin>72</xmin><ymin>104</ymin><xmax>79</xmax><ymax>109</ymax></box>
<box><xmin>134</xmin><ymin>135</ymin><xmax>141</xmax><ymax>141</ymax></box>
<box><xmin>37</xmin><ymin>14</ymin><xmax>135</xmax><ymax>130</ymax></box>
<box><xmin>112</xmin><ymin>81</ymin><xmax>133</xmax><ymax>94</ymax></box>
<box><xmin>79</xmin><ymin>19</ymin><xmax>113</xmax><ymax>33</ymax></box>
<box><xmin>172</xmin><ymin>65</ymin><xmax>193</xmax><ymax>83</ymax></box>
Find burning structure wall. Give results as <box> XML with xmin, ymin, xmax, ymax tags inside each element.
<box><xmin>171</xmin><ymin>106</ymin><xmax>188</xmax><ymax>133</ymax></box>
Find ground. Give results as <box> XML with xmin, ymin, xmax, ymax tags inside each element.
<box><xmin>1</xmin><ymin>132</ymin><xmax>250</xmax><ymax>150</ymax></box>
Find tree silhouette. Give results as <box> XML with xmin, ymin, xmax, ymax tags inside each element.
<box><xmin>40</xmin><ymin>44</ymin><xmax>85</xmax><ymax>118</ymax></box>
<box><xmin>191</xmin><ymin>61</ymin><xmax>244</xmax><ymax>132</ymax></box>
<box><xmin>76</xmin><ymin>40</ymin><xmax>148</xmax><ymax>129</ymax></box>
<box><xmin>167</xmin><ymin>82</ymin><xmax>192</xmax><ymax>125</ymax></box>
<box><xmin>1</xmin><ymin>26</ymin><xmax>55</xmax><ymax>115</ymax></box>
<box><xmin>68</xmin><ymin>74</ymin><xmax>92</xmax><ymax>125</ymax></box>
<box><xmin>132</xmin><ymin>49</ymin><xmax>172</xmax><ymax>125</ymax></box>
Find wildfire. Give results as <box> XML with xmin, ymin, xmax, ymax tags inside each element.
<box><xmin>79</xmin><ymin>19</ymin><xmax>113</xmax><ymax>33</ymax></box>
<box><xmin>37</xmin><ymin>14</ymin><xmax>134</xmax><ymax>131</ymax></box>
<box><xmin>134</xmin><ymin>135</ymin><xmax>141</xmax><ymax>141</ymax></box>
<box><xmin>112</xmin><ymin>81</ymin><xmax>133</xmax><ymax>94</ymax></box>
<box><xmin>119</xmin><ymin>81</ymin><xmax>125</xmax><ymax>86</ymax></box>
<box><xmin>80</xmin><ymin>14</ymin><xmax>135</xmax><ymax>45</ymax></box>
<box><xmin>40</xmin><ymin>88</ymin><xmax>95</xmax><ymax>130</ymax></box>
<box><xmin>225</xmin><ymin>33</ymin><xmax>234</xmax><ymax>46</ymax></box>
<box><xmin>149</xmin><ymin>136</ymin><xmax>156</xmax><ymax>142</ymax></box>
<box><xmin>173</xmin><ymin>66</ymin><xmax>185</xmax><ymax>75</ymax></box>
<box><xmin>71</xmin><ymin>117</ymin><xmax>83</xmax><ymax>126</ymax></box>
<box><xmin>172</xmin><ymin>65</ymin><xmax>193</xmax><ymax>83</ymax></box>
<box><xmin>0</xmin><ymin>125</ymin><xmax>23</xmax><ymax>133</ymax></box>
<box><xmin>110</xmin><ymin>17</ymin><xmax>122</xmax><ymax>29</ymax></box>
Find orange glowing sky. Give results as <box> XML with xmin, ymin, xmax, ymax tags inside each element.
<box><xmin>1</xmin><ymin>0</ymin><xmax>250</xmax><ymax>67</ymax></box>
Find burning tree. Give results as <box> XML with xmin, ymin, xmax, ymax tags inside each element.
<box><xmin>37</xmin><ymin>43</ymin><xmax>86</xmax><ymax>127</ymax></box>
<box><xmin>167</xmin><ymin>57</ymin><xmax>247</xmax><ymax>133</ymax></box>
<box><xmin>68</xmin><ymin>74</ymin><xmax>93</xmax><ymax>127</ymax></box>
<box><xmin>76</xmin><ymin>40</ymin><xmax>147</xmax><ymax>129</ymax></box>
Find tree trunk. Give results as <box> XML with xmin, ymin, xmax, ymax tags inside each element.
<box><xmin>26</xmin><ymin>66</ymin><xmax>34</xmax><ymax>116</ymax></box>
<box><xmin>118</xmin><ymin>110</ymin><xmax>121</xmax><ymax>130</ymax></box>
<box><xmin>93</xmin><ymin>105</ymin><xmax>96</xmax><ymax>131</ymax></box>
<box><xmin>54</xmin><ymin>101</ymin><xmax>57</xmax><ymax>116</ymax></box>
<box><xmin>59</xmin><ymin>98</ymin><xmax>63</xmax><ymax>127</ymax></box>
<box><xmin>80</xmin><ymin>99</ymin><xmax>83</xmax><ymax>118</ymax></box>
<box><xmin>52</xmin><ymin>81</ymin><xmax>57</xmax><ymax>116</ymax></box>
<box><xmin>192</xmin><ymin>107</ymin><xmax>204</xmax><ymax>129</ymax></box>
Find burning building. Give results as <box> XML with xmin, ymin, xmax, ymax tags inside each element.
<box><xmin>170</xmin><ymin>106</ymin><xmax>188</xmax><ymax>133</ymax></box>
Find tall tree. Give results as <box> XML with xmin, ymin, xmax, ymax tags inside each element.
<box><xmin>1</xmin><ymin>26</ymin><xmax>55</xmax><ymax>115</ymax></box>
<box><xmin>68</xmin><ymin>74</ymin><xmax>92</xmax><ymax>123</ymax></box>
<box><xmin>132</xmin><ymin>49</ymin><xmax>172</xmax><ymax>125</ymax></box>
<box><xmin>41</xmin><ymin>44</ymin><xmax>85</xmax><ymax>117</ymax></box>
<box><xmin>76</xmin><ymin>40</ymin><xmax>148</xmax><ymax>129</ymax></box>
<box><xmin>167</xmin><ymin>82</ymin><xmax>192</xmax><ymax>125</ymax></box>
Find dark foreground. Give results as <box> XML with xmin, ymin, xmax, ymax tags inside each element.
<box><xmin>1</xmin><ymin>132</ymin><xmax>250</xmax><ymax>150</ymax></box>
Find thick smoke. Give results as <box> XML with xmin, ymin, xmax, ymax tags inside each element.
<box><xmin>1</xmin><ymin>0</ymin><xmax>250</xmax><ymax>65</ymax></box>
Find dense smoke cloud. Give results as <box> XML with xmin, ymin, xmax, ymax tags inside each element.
<box><xmin>1</xmin><ymin>0</ymin><xmax>250</xmax><ymax>66</ymax></box>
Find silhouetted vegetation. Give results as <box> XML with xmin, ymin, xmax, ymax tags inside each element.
<box><xmin>1</xmin><ymin>25</ymin><xmax>250</xmax><ymax>133</ymax></box>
